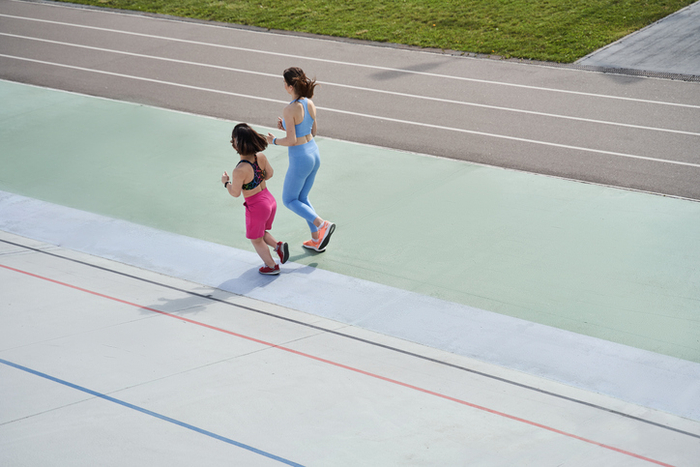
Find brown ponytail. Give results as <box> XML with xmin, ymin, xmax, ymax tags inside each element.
<box><xmin>283</xmin><ymin>67</ymin><xmax>317</xmax><ymax>99</ymax></box>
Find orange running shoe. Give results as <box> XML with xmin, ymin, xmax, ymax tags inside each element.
<box><xmin>302</xmin><ymin>238</ymin><xmax>325</xmax><ymax>252</ymax></box>
<box><xmin>317</xmin><ymin>221</ymin><xmax>336</xmax><ymax>250</ymax></box>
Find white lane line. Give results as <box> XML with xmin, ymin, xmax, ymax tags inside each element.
<box><xmin>2</xmin><ymin>53</ymin><xmax>699</xmax><ymax>169</ymax></box>
<box><xmin>3</xmin><ymin>32</ymin><xmax>699</xmax><ymax>138</ymax></box>
<box><xmin>327</xmin><ymin>108</ymin><xmax>700</xmax><ymax>169</ymax></box>
<box><xmin>2</xmin><ymin>13</ymin><xmax>700</xmax><ymax>110</ymax></box>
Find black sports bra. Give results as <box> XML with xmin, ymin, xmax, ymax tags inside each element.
<box><xmin>237</xmin><ymin>156</ymin><xmax>266</xmax><ymax>190</ymax></box>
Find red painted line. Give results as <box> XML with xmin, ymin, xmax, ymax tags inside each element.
<box><xmin>0</xmin><ymin>263</ymin><xmax>676</xmax><ymax>467</ymax></box>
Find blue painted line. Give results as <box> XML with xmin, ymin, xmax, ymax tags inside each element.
<box><xmin>0</xmin><ymin>358</ymin><xmax>305</xmax><ymax>467</ymax></box>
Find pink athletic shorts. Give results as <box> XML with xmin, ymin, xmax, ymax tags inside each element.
<box><xmin>243</xmin><ymin>188</ymin><xmax>277</xmax><ymax>239</ymax></box>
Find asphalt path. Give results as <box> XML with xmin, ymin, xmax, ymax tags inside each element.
<box><xmin>577</xmin><ymin>1</ymin><xmax>700</xmax><ymax>78</ymax></box>
<box><xmin>1</xmin><ymin>0</ymin><xmax>700</xmax><ymax>200</ymax></box>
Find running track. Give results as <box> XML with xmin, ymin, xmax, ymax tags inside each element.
<box><xmin>1</xmin><ymin>0</ymin><xmax>699</xmax><ymax>199</ymax></box>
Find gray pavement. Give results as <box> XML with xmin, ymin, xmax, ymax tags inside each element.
<box><xmin>577</xmin><ymin>1</ymin><xmax>700</xmax><ymax>78</ymax></box>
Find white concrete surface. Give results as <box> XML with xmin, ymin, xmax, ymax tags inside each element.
<box><xmin>2</xmin><ymin>228</ymin><xmax>699</xmax><ymax>466</ymax></box>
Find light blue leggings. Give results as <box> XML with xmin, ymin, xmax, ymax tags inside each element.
<box><xmin>283</xmin><ymin>139</ymin><xmax>321</xmax><ymax>233</ymax></box>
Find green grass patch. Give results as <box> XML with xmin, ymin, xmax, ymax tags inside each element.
<box><xmin>58</xmin><ymin>0</ymin><xmax>696</xmax><ymax>62</ymax></box>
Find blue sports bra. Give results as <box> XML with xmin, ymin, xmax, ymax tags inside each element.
<box><xmin>282</xmin><ymin>98</ymin><xmax>314</xmax><ymax>138</ymax></box>
<box><xmin>237</xmin><ymin>156</ymin><xmax>266</xmax><ymax>190</ymax></box>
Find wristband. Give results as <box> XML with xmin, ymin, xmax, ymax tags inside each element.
<box><xmin>273</xmin><ymin>138</ymin><xmax>277</xmax><ymax>145</ymax></box>
<box><xmin>224</xmin><ymin>181</ymin><xmax>230</xmax><ymax>188</ymax></box>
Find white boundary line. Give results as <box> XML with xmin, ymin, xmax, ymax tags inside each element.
<box><xmin>3</xmin><ymin>32</ymin><xmax>699</xmax><ymax>138</ymax></box>
<box><xmin>2</xmin><ymin>53</ymin><xmax>699</xmax><ymax>169</ymax></box>
<box><xmin>2</xmin><ymin>13</ymin><xmax>700</xmax><ymax>110</ymax></box>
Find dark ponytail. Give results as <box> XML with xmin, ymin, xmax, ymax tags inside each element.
<box><xmin>283</xmin><ymin>67</ymin><xmax>317</xmax><ymax>99</ymax></box>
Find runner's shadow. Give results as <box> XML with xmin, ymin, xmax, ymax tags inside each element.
<box><xmin>288</xmin><ymin>251</ymin><xmax>322</xmax><ymax>262</ymax></box>
<box><xmin>217</xmin><ymin>261</ymin><xmax>319</xmax><ymax>294</ymax></box>
<box><xmin>138</xmin><ymin>262</ymin><xmax>320</xmax><ymax>317</ymax></box>
<box><xmin>140</xmin><ymin>288</ymin><xmax>217</xmax><ymax>318</ymax></box>
<box><xmin>217</xmin><ymin>266</ymin><xmax>280</xmax><ymax>295</ymax></box>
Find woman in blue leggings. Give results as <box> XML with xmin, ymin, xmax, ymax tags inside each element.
<box><xmin>266</xmin><ymin>67</ymin><xmax>335</xmax><ymax>252</ymax></box>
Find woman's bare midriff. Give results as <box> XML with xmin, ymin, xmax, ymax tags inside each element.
<box><xmin>292</xmin><ymin>134</ymin><xmax>313</xmax><ymax>146</ymax></box>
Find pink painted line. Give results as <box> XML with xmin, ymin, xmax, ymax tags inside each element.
<box><xmin>0</xmin><ymin>263</ymin><xmax>676</xmax><ymax>467</ymax></box>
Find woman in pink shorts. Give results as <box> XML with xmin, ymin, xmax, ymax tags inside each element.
<box><xmin>222</xmin><ymin>123</ymin><xmax>289</xmax><ymax>275</ymax></box>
